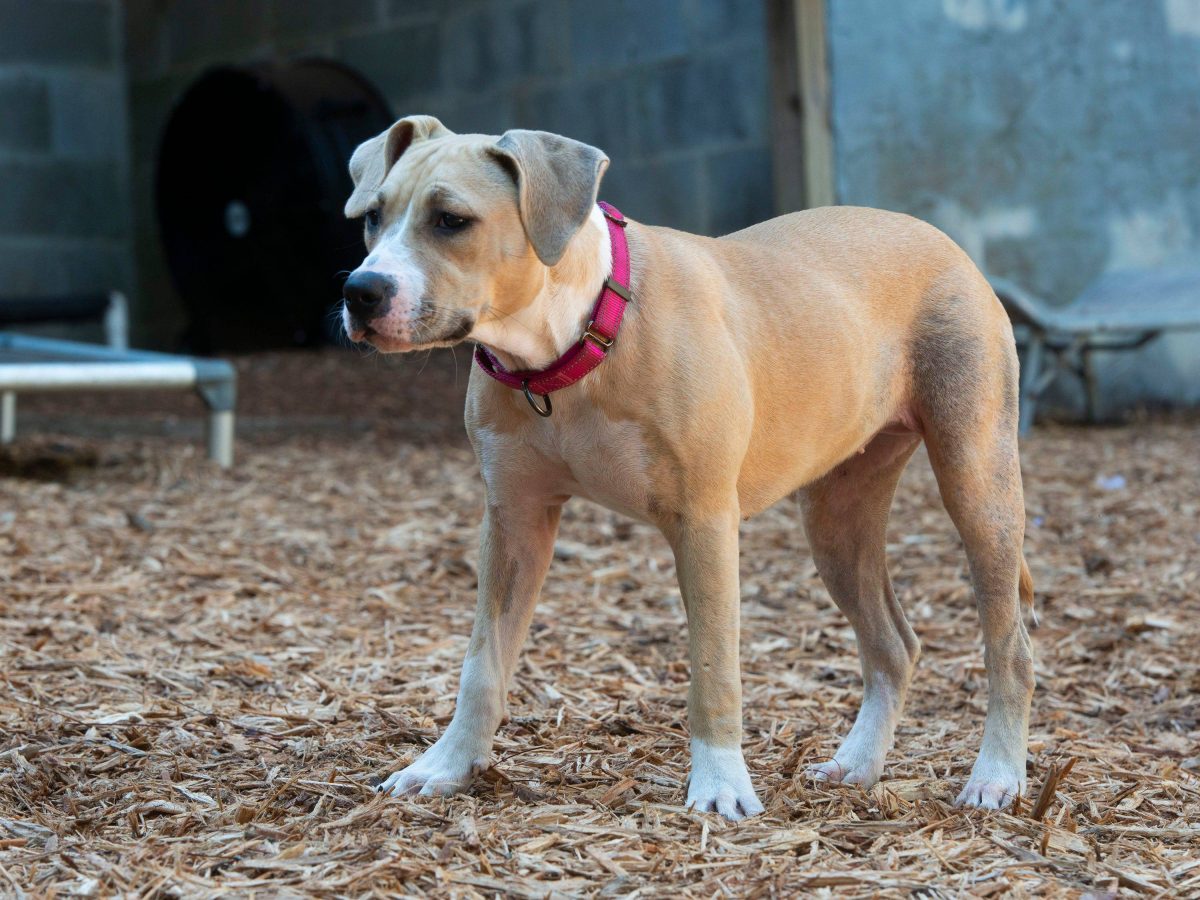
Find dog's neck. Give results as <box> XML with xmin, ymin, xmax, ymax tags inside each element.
<box><xmin>472</xmin><ymin>206</ymin><xmax>612</xmax><ymax>371</ymax></box>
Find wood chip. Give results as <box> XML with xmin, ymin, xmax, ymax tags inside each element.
<box><xmin>2</xmin><ymin>352</ymin><xmax>1197</xmax><ymax>896</ymax></box>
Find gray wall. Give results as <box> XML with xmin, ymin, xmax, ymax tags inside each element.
<box><xmin>827</xmin><ymin>0</ymin><xmax>1200</xmax><ymax>413</ymax></box>
<box><xmin>14</xmin><ymin>0</ymin><xmax>1193</xmax><ymax>414</ymax></box>
<box><xmin>124</xmin><ymin>0</ymin><xmax>773</xmax><ymax>347</ymax></box>
<box><xmin>0</xmin><ymin>0</ymin><xmax>132</xmax><ymax>326</ymax></box>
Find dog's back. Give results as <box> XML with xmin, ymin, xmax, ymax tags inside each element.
<box><xmin>621</xmin><ymin>205</ymin><xmax>1010</xmax><ymax>507</ymax></box>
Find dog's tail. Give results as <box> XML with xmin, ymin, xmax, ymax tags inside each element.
<box><xmin>1019</xmin><ymin>555</ymin><xmax>1036</xmax><ymax>625</ymax></box>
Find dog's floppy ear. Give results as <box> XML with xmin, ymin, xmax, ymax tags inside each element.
<box><xmin>345</xmin><ymin>115</ymin><xmax>452</xmax><ymax>218</ymax></box>
<box><xmin>384</xmin><ymin>114</ymin><xmax>450</xmax><ymax>173</ymax></box>
<box><xmin>345</xmin><ymin>132</ymin><xmax>387</xmax><ymax>218</ymax></box>
<box><xmin>489</xmin><ymin>130</ymin><xmax>609</xmax><ymax>266</ymax></box>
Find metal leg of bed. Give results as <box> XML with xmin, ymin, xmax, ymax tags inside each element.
<box><xmin>196</xmin><ymin>364</ymin><xmax>237</xmax><ymax>469</ymax></box>
<box><xmin>1</xmin><ymin>391</ymin><xmax>14</xmax><ymax>444</ymax></box>
<box><xmin>1018</xmin><ymin>333</ymin><xmax>1044</xmax><ymax>435</ymax></box>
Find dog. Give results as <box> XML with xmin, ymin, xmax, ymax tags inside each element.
<box><xmin>340</xmin><ymin>116</ymin><xmax>1035</xmax><ymax>820</ymax></box>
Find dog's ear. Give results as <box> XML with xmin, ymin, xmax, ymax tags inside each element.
<box><xmin>345</xmin><ymin>115</ymin><xmax>452</xmax><ymax>218</ymax></box>
<box><xmin>345</xmin><ymin>132</ymin><xmax>387</xmax><ymax>218</ymax></box>
<box><xmin>384</xmin><ymin>115</ymin><xmax>450</xmax><ymax>173</ymax></box>
<box><xmin>489</xmin><ymin>130</ymin><xmax>610</xmax><ymax>266</ymax></box>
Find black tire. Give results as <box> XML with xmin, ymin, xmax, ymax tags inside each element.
<box><xmin>156</xmin><ymin>60</ymin><xmax>391</xmax><ymax>352</ymax></box>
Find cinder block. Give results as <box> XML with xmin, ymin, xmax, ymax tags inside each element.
<box><xmin>685</xmin><ymin>0</ymin><xmax>766</xmax><ymax>51</ymax></box>
<box><xmin>704</xmin><ymin>145</ymin><xmax>773</xmax><ymax>236</ymax></box>
<box><xmin>601</xmin><ymin>154</ymin><xmax>705</xmax><ymax>234</ymax></box>
<box><xmin>384</xmin><ymin>0</ymin><xmax>446</xmax><ymax>23</ymax></box>
<box><xmin>128</xmin><ymin>163</ymin><xmax>189</xmax><ymax>348</ymax></box>
<box><xmin>124</xmin><ymin>0</ymin><xmax>171</xmax><ymax>80</ymax></box>
<box><xmin>515</xmin><ymin>76</ymin><xmax>633</xmax><ymax>151</ymax></box>
<box><xmin>0</xmin><ymin>160</ymin><xmax>127</xmax><ymax>239</ymax></box>
<box><xmin>272</xmin><ymin>0</ymin><xmax>380</xmax><ymax>39</ymax></box>
<box><xmin>0</xmin><ymin>240</ymin><xmax>129</xmax><ymax>297</ymax></box>
<box><xmin>50</xmin><ymin>74</ymin><xmax>126</xmax><ymax>160</ymax></box>
<box><xmin>165</xmin><ymin>0</ymin><xmax>271</xmax><ymax>68</ymax></box>
<box><xmin>450</xmin><ymin>90</ymin><xmax>518</xmax><ymax>137</ymax></box>
<box><xmin>439</xmin><ymin>2</ymin><xmax>567</xmax><ymax>94</ymax></box>
<box><xmin>570</xmin><ymin>0</ymin><xmax>688</xmax><ymax>73</ymax></box>
<box><xmin>340</xmin><ymin>22</ymin><xmax>442</xmax><ymax>106</ymax></box>
<box><xmin>127</xmin><ymin>73</ymin><xmax>198</xmax><ymax>175</ymax></box>
<box><xmin>630</xmin><ymin>52</ymin><xmax>769</xmax><ymax>156</ymax></box>
<box><xmin>0</xmin><ymin>0</ymin><xmax>114</xmax><ymax>68</ymax></box>
<box><xmin>0</xmin><ymin>76</ymin><xmax>51</xmax><ymax>153</ymax></box>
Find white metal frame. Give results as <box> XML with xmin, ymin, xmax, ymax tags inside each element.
<box><xmin>103</xmin><ymin>290</ymin><xmax>129</xmax><ymax>351</ymax></box>
<box><xmin>0</xmin><ymin>320</ymin><xmax>237</xmax><ymax>468</ymax></box>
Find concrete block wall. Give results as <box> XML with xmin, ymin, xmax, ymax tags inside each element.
<box><xmin>124</xmin><ymin>0</ymin><xmax>774</xmax><ymax>347</ymax></box>
<box><xmin>0</xmin><ymin>0</ymin><xmax>131</xmax><ymax>328</ymax></box>
<box><xmin>827</xmin><ymin>0</ymin><xmax>1200</xmax><ymax>414</ymax></box>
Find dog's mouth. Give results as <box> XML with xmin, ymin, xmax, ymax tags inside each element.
<box><xmin>347</xmin><ymin>313</ymin><xmax>475</xmax><ymax>352</ymax></box>
<box><xmin>344</xmin><ymin>321</ymin><xmax>375</xmax><ymax>344</ymax></box>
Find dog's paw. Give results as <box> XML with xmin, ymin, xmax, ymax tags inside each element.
<box><xmin>686</xmin><ymin>740</ymin><xmax>764</xmax><ymax>821</ymax></box>
<box><xmin>806</xmin><ymin>756</ymin><xmax>881</xmax><ymax>787</ymax></box>
<box><xmin>806</xmin><ymin>731</ymin><xmax>887</xmax><ymax>787</ymax></box>
<box><xmin>801</xmin><ymin>739</ymin><xmax>888</xmax><ymax>787</ymax></box>
<box><xmin>954</xmin><ymin>758</ymin><xmax>1025</xmax><ymax>809</ymax></box>
<box><xmin>377</xmin><ymin>736</ymin><xmax>490</xmax><ymax>798</ymax></box>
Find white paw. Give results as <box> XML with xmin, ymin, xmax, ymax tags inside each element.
<box><xmin>378</xmin><ymin>735</ymin><xmax>490</xmax><ymax>798</ymax></box>
<box><xmin>955</xmin><ymin>758</ymin><xmax>1025</xmax><ymax>809</ymax></box>
<box><xmin>807</xmin><ymin>755</ymin><xmax>882</xmax><ymax>787</ymax></box>
<box><xmin>806</xmin><ymin>724</ymin><xmax>892</xmax><ymax>787</ymax></box>
<box><xmin>686</xmin><ymin>739</ymin><xmax>764</xmax><ymax>821</ymax></box>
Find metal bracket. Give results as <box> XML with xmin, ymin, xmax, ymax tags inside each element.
<box><xmin>604</xmin><ymin>277</ymin><xmax>632</xmax><ymax>303</ymax></box>
<box><xmin>194</xmin><ymin>362</ymin><xmax>237</xmax><ymax>411</ymax></box>
<box><xmin>581</xmin><ymin>322</ymin><xmax>614</xmax><ymax>350</ymax></box>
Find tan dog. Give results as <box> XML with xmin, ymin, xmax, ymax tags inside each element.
<box><xmin>341</xmin><ymin>116</ymin><xmax>1035</xmax><ymax>820</ymax></box>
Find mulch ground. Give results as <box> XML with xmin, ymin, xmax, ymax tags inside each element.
<box><xmin>1</xmin><ymin>350</ymin><xmax>1197</xmax><ymax>897</ymax></box>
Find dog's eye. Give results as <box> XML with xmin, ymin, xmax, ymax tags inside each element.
<box><xmin>437</xmin><ymin>212</ymin><xmax>468</xmax><ymax>231</ymax></box>
<box><xmin>364</xmin><ymin>209</ymin><xmax>381</xmax><ymax>231</ymax></box>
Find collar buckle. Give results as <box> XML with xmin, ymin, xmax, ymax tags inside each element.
<box><xmin>582</xmin><ymin>322</ymin><xmax>614</xmax><ymax>350</ymax></box>
<box><xmin>604</xmin><ymin>276</ymin><xmax>632</xmax><ymax>303</ymax></box>
<box><xmin>601</xmin><ymin>207</ymin><xmax>627</xmax><ymax>227</ymax></box>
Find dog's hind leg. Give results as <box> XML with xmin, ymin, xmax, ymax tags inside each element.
<box><xmin>918</xmin><ymin>301</ymin><xmax>1034</xmax><ymax>809</ymax></box>
<box><xmin>801</xmin><ymin>431</ymin><xmax>923</xmax><ymax>787</ymax></box>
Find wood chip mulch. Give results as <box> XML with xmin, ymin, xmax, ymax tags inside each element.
<box><xmin>1</xmin><ymin>351</ymin><xmax>1197</xmax><ymax>897</ymax></box>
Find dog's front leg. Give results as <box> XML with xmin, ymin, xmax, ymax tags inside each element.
<box><xmin>667</xmin><ymin>509</ymin><xmax>764</xmax><ymax>820</ymax></box>
<box><xmin>379</xmin><ymin>499</ymin><xmax>560</xmax><ymax>797</ymax></box>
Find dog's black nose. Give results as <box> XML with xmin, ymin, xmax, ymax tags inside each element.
<box><xmin>343</xmin><ymin>270</ymin><xmax>395</xmax><ymax>320</ymax></box>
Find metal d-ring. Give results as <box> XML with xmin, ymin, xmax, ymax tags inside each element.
<box><xmin>523</xmin><ymin>380</ymin><xmax>552</xmax><ymax>417</ymax></box>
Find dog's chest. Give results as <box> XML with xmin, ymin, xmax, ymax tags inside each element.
<box><xmin>554</xmin><ymin>417</ymin><xmax>654</xmax><ymax>518</ymax></box>
<box><xmin>479</xmin><ymin>414</ymin><xmax>656</xmax><ymax>521</ymax></box>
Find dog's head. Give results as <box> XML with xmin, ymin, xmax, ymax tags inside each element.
<box><xmin>341</xmin><ymin>116</ymin><xmax>609</xmax><ymax>352</ymax></box>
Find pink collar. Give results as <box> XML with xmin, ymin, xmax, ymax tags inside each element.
<box><xmin>474</xmin><ymin>202</ymin><xmax>632</xmax><ymax>416</ymax></box>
